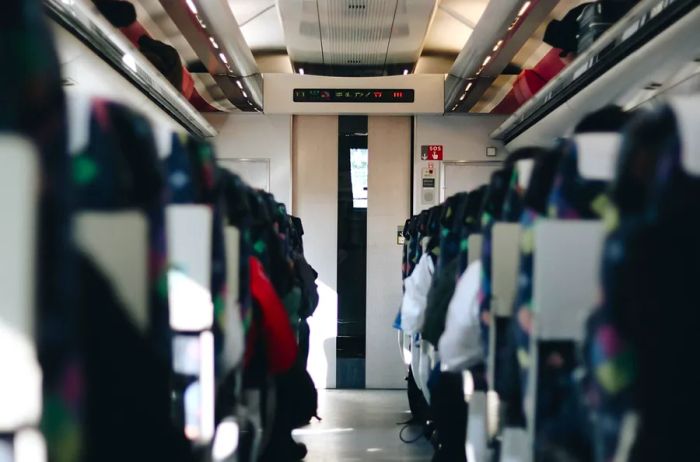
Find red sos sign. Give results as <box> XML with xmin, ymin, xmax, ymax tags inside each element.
<box><xmin>425</xmin><ymin>145</ymin><xmax>443</xmax><ymax>160</ymax></box>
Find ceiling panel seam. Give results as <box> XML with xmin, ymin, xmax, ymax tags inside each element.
<box><xmin>382</xmin><ymin>0</ymin><xmax>400</xmax><ymax>70</ymax></box>
<box><xmin>438</xmin><ymin>4</ymin><xmax>477</xmax><ymax>29</ymax></box>
<box><xmin>316</xmin><ymin>0</ymin><xmax>326</xmax><ymax>64</ymax></box>
<box><xmin>239</xmin><ymin>3</ymin><xmax>276</xmax><ymax>28</ymax></box>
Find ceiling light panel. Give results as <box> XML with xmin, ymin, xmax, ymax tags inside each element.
<box><xmin>422</xmin><ymin>0</ymin><xmax>490</xmax><ymax>55</ymax></box>
<box><xmin>318</xmin><ymin>0</ymin><xmax>398</xmax><ymax>66</ymax></box>
<box><xmin>385</xmin><ymin>0</ymin><xmax>439</xmax><ymax>64</ymax></box>
<box><xmin>278</xmin><ymin>0</ymin><xmax>436</xmax><ymax>68</ymax></box>
<box><xmin>231</xmin><ymin>1</ymin><xmax>287</xmax><ymax>52</ymax></box>
<box><xmin>277</xmin><ymin>0</ymin><xmax>324</xmax><ymax>64</ymax></box>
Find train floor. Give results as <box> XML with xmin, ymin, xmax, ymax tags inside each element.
<box><xmin>293</xmin><ymin>389</ymin><xmax>433</xmax><ymax>461</ymax></box>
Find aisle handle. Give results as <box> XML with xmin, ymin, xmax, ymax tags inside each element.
<box><xmin>517</xmin><ymin>159</ymin><xmax>535</xmax><ymax>190</ymax></box>
<box><xmin>222</xmin><ymin>226</ymin><xmax>244</xmax><ymax>369</ymax></box>
<box><xmin>524</xmin><ymin>219</ymin><xmax>605</xmax><ymax>455</ymax></box>
<box><xmin>75</xmin><ymin>211</ymin><xmax>149</xmax><ymax>332</ymax></box>
<box><xmin>468</xmin><ymin>233</ymin><xmax>483</xmax><ymax>265</ymax></box>
<box><xmin>166</xmin><ymin>205</ymin><xmax>215</xmax><ymax>445</ymax></box>
<box><xmin>532</xmin><ymin>220</ymin><xmax>604</xmax><ymax>341</ymax></box>
<box><xmin>670</xmin><ymin>96</ymin><xmax>700</xmax><ymax>175</ymax></box>
<box><xmin>491</xmin><ymin>224</ymin><xmax>522</xmax><ymax>317</ymax></box>
<box><xmin>488</xmin><ymin>224</ymin><xmax>521</xmax><ymax>389</ymax></box>
<box><xmin>0</xmin><ymin>136</ymin><xmax>42</xmax><ymax>433</ymax></box>
<box><xmin>466</xmin><ymin>391</ymin><xmax>490</xmax><ymax>462</ymax></box>
<box><xmin>166</xmin><ymin>205</ymin><xmax>214</xmax><ymax>331</ymax></box>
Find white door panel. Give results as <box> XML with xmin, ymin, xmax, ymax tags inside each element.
<box><xmin>440</xmin><ymin>161</ymin><xmax>502</xmax><ymax>201</ymax></box>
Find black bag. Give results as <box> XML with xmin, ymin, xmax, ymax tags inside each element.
<box><xmin>295</xmin><ymin>256</ymin><xmax>319</xmax><ymax>319</ymax></box>
<box><xmin>544</xmin><ymin>3</ymin><xmax>592</xmax><ymax>56</ymax></box>
<box><xmin>94</xmin><ymin>0</ymin><xmax>137</xmax><ymax>28</ymax></box>
<box><xmin>138</xmin><ymin>36</ymin><xmax>184</xmax><ymax>91</ymax></box>
<box><xmin>577</xmin><ymin>0</ymin><xmax>638</xmax><ymax>53</ymax></box>
<box><xmin>577</xmin><ymin>3</ymin><xmax>613</xmax><ymax>53</ymax></box>
<box><xmin>277</xmin><ymin>361</ymin><xmax>319</xmax><ymax>429</ymax></box>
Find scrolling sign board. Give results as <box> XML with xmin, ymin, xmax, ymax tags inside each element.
<box><xmin>293</xmin><ymin>88</ymin><xmax>414</xmax><ymax>103</ymax></box>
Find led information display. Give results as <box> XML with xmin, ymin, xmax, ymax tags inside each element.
<box><xmin>293</xmin><ymin>88</ymin><xmax>415</xmax><ymax>103</ymax></box>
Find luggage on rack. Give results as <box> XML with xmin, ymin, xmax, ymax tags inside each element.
<box><xmin>577</xmin><ymin>0</ymin><xmax>640</xmax><ymax>53</ymax></box>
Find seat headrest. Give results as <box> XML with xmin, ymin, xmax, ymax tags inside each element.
<box><xmin>574</xmin><ymin>133</ymin><xmax>622</xmax><ymax>180</ymax></box>
<box><xmin>669</xmin><ymin>96</ymin><xmax>700</xmax><ymax>175</ymax></box>
<box><xmin>154</xmin><ymin>123</ymin><xmax>174</xmax><ymax>159</ymax></box>
<box><xmin>66</xmin><ymin>93</ymin><xmax>93</xmax><ymax>155</ymax></box>
<box><xmin>516</xmin><ymin>159</ymin><xmax>535</xmax><ymax>189</ymax></box>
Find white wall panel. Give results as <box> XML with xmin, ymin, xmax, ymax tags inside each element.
<box><xmin>293</xmin><ymin>116</ymin><xmax>339</xmax><ymax>389</ymax></box>
<box><xmin>413</xmin><ymin>114</ymin><xmax>507</xmax><ymax>214</ymax></box>
<box><xmin>206</xmin><ymin>114</ymin><xmax>293</xmax><ymax>211</ymax></box>
<box><xmin>366</xmin><ymin>116</ymin><xmax>411</xmax><ymax>389</ymax></box>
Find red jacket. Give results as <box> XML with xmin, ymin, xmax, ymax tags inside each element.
<box><xmin>246</xmin><ymin>256</ymin><xmax>298</xmax><ymax>374</ymax></box>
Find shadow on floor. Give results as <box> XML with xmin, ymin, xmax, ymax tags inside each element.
<box><xmin>293</xmin><ymin>389</ymin><xmax>434</xmax><ymax>462</ymax></box>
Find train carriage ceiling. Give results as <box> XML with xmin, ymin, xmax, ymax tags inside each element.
<box><xmin>131</xmin><ymin>0</ymin><xmax>238</xmax><ymax>110</ymax></box>
<box><xmin>126</xmin><ymin>0</ymin><xmax>603</xmax><ymax>113</ymax></box>
<box><xmin>135</xmin><ymin>0</ymin><xmax>490</xmax><ymax>76</ymax></box>
<box><xmin>289</xmin><ymin>0</ymin><xmax>490</xmax><ymax>76</ymax></box>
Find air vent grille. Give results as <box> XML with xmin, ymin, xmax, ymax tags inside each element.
<box><xmin>279</xmin><ymin>0</ymin><xmax>437</xmax><ymax>71</ymax></box>
<box><xmin>348</xmin><ymin>2</ymin><xmax>367</xmax><ymax>10</ymax></box>
<box><xmin>319</xmin><ymin>0</ymin><xmax>398</xmax><ymax>66</ymax></box>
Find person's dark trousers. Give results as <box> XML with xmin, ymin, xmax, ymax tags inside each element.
<box><xmin>298</xmin><ymin>318</ymin><xmax>311</xmax><ymax>368</ymax></box>
<box><xmin>431</xmin><ymin>370</ymin><xmax>468</xmax><ymax>462</ymax></box>
<box><xmin>260</xmin><ymin>334</ymin><xmax>315</xmax><ymax>462</ymax></box>
<box><xmin>406</xmin><ymin>366</ymin><xmax>432</xmax><ymax>426</ymax></box>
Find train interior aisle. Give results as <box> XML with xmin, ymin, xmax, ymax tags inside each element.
<box><xmin>2</xmin><ymin>1</ymin><xmax>700</xmax><ymax>462</ymax></box>
<box><xmin>294</xmin><ymin>390</ymin><xmax>434</xmax><ymax>461</ymax></box>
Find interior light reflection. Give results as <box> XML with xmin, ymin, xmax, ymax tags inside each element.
<box><xmin>199</xmin><ymin>331</ymin><xmax>215</xmax><ymax>443</ymax></box>
<box><xmin>14</xmin><ymin>429</ymin><xmax>46</xmax><ymax>462</ymax></box>
<box><xmin>122</xmin><ymin>53</ymin><xmax>137</xmax><ymax>73</ymax></box>
<box><xmin>462</xmin><ymin>370</ymin><xmax>474</xmax><ymax>400</ymax></box>
<box><xmin>0</xmin><ymin>322</ymin><xmax>42</xmax><ymax>431</ymax></box>
<box><xmin>518</xmin><ymin>1</ymin><xmax>532</xmax><ymax>17</ymax></box>
<box><xmin>212</xmin><ymin>418</ymin><xmax>239</xmax><ymax>461</ymax></box>
<box><xmin>185</xmin><ymin>0</ymin><xmax>198</xmax><ymax>14</ymax></box>
<box><xmin>291</xmin><ymin>427</ymin><xmax>354</xmax><ymax>436</ymax></box>
<box><xmin>168</xmin><ymin>269</ymin><xmax>214</xmax><ymax>331</ymax></box>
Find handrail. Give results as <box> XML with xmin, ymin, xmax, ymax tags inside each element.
<box><xmin>158</xmin><ymin>0</ymin><xmax>264</xmax><ymax>111</ymax></box>
<box><xmin>491</xmin><ymin>0</ymin><xmax>699</xmax><ymax>143</ymax></box>
<box><xmin>444</xmin><ymin>0</ymin><xmax>559</xmax><ymax>112</ymax></box>
<box><xmin>45</xmin><ymin>0</ymin><xmax>217</xmax><ymax>138</ymax></box>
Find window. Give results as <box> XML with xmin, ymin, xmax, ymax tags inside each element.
<box><xmin>350</xmin><ymin>148</ymin><xmax>368</xmax><ymax>208</ymax></box>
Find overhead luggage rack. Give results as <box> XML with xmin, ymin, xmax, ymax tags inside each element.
<box><xmin>45</xmin><ymin>0</ymin><xmax>216</xmax><ymax>138</ymax></box>
<box><xmin>491</xmin><ymin>0</ymin><xmax>700</xmax><ymax>145</ymax></box>
<box><xmin>444</xmin><ymin>0</ymin><xmax>561</xmax><ymax>113</ymax></box>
